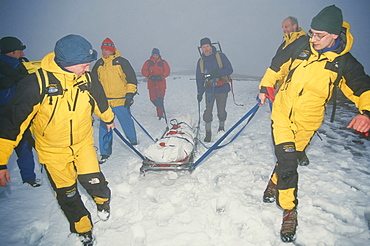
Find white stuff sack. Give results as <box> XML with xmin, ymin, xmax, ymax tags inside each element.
<box><xmin>144</xmin><ymin>115</ymin><xmax>195</xmax><ymax>162</ymax></box>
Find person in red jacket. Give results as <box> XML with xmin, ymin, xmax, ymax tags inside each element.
<box><xmin>141</xmin><ymin>48</ymin><xmax>170</xmax><ymax>120</ymax></box>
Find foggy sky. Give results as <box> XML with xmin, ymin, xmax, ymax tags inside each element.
<box><xmin>1</xmin><ymin>0</ymin><xmax>369</xmax><ymax>77</ymax></box>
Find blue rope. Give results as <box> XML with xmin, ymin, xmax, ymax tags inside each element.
<box><xmin>101</xmin><ymin>130</ymin><xmax>113</xmax><ymax>151</ymax></box>
<box><xmin>130</xmin><ymin>113</ymin><xmax>156</xmax><ymax>142</ymax></box>
<box><xmin>113</xmin><ymin>128</ymin><xmax>145</xmax><ymax>160</ymax></box>
<box><xmin>198</xmin><ymin>103</ymin><xmax>259</xmax><ymax>150</ymax></box>
<box><xmin>190</xmin><ymin>100</ymin><xmax>261</xmax><ymax>170</ymax></box>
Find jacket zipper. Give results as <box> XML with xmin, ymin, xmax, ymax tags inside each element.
<box><xmin>69</xmin><ymin>89</ymin><xmax>80</xmax><ymax>145</ymax></box>
<box><xmin>42</xmin><ymin>97</ymin><xmax>59</xmax><ymax>136</ymax></box>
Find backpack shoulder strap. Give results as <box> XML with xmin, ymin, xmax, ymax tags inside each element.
<box><xmin>199</xmin><ymin>57</ymin><xmax>204</xmax><ymax>74</ymax></box>
<box><xmin>333</xmin><ymin>53</ymin><xmax>349</xmax><ymax>87</ymax></box>
<box><xmin>35</xmin><ymin>68</ymin><xmax>49</xmax><ymax>103</ymax></box>
<box><xmin>330</xmin><ymin>53</ymin><xmax>349</xmax><ymax>122</ymax></box>
<box><xmin>215</xmin><ymin>52</ymin><xmax>223</xmax><ymax>69</ymax></box>
<box><xmin>200</xmin><ymin>52</ymin><xmax>223</xmax><ymax>74</ymax></box>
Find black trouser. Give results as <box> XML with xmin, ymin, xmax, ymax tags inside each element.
<box><xmin>45</xmin><ymin>167</ymin><xmax>110</xmax><ymax>233</ymax></box>
<box><xmin>271</xmin><ymin>142</ymin><xmax>299</xmax><ymax>210</ymax></box>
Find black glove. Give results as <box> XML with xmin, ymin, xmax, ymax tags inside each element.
<box><xmin>124</xmin><ymin>93</ymin><xmax>135</xmax><ymax>108</ymax></box>
<box><xmin>197</xmin><ymin>93</ymin><xmax>203</xmax><ymax>102</ymax></box>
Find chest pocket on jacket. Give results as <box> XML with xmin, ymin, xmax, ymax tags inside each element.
<box><xmin>148</xmin><ymin>60</ymin><xmax>163</xmax><ymax>68</ymax></box>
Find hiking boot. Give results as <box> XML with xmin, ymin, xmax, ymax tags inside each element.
<box><xmin>79</xmin><ymin>231</ymin><xmax>94</xmax><ymax>246</ymax></box>
<box><xmin>98</xmin><ymin>155</ymin><xmax>109</xmax><ymax>165</ymax></box>
<box><xmin>204</xmin><ymin>131</ymin><xmax>212</xmax><ymax>142</ymax></box>
<box><xmin>298</xmin><ymin>151</ymin><xmax>309</xmax><ymax>166</ymax></box>
<box><xmin>263</xmin><ymin>179</ymin><xmax>277</xmax><ymax>203</ymax></box>
<box><xmin>97</xmin><ymin>201</ymin><xmax>110</xmax><ymax>221</ymax></box>
<box><xmin>24</xmin><ymin>179</ymin><xmax>41</xmax><ymax>188</ymax></box>
<box><xmin>280</xmin><ymin>208</ymin><xmax>298</xmax><ymax>242</ymax></box>
<box><xmin>218</xmin><ymin>126</ymin><xmax>225</xmax><ymax>132</ymax></box>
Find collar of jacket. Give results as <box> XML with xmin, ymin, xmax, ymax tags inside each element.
<box><xmin>102</xmin><ymin>49</ymin><xmax>122</xmax><ymax>62</ymax></box>
<box><xmin>150</xmin><ymin>55</ymin><xmax>162</xmax><ymax>62</ymax></box>
<box><xmin>310</xmin><ymin>21</ymin><xmax>353</xmax><ymax>62</ymax></box>
<box><xmin>202</xmin><ymin>46</ymin><xmax>217</xmax><ymax>60</ymax></box>
<box><xmin>40</xmin><ymin>52</ymin><xmax>83</xmax><ymax>83</ymax></box>
<box><xmin>283</xmin><ymin>27</ymin><xmax>306</xmax><ymax>49</ymax></box>
<box><xmin>0</xmin><ymin>53</ymin><xmax>20</xmax><ymax>68</ymax></box>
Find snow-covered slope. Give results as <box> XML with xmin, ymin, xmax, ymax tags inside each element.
<box><xmin>1</xmin><ymin>72</ymin><xmax>369</xmax><ymax>245</ymax></box>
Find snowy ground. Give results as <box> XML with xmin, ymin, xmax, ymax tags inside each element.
<box><xmin>0</xmin><ymin>71</ymin><xmax>369</xmax><ymax>246</ymax></box>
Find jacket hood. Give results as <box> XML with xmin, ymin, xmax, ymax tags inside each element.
<box><xmin>283</xmin><ymin>27</ymin><xmax>306</xmax><ymax>48</ymax></box>
<box><xmin>102</xmin><ymin>49</ymin><xmax>121</xmax><ymax>62</ymax></box>
<box><xmin>310</xmin><ymin>21</ymin><xmax>353</xmax><ymax>61</ymax></box>
<box><xmin>41</xmin><ymin>52</ymin><xmax>82</xmax><ymax>82</ymax></box>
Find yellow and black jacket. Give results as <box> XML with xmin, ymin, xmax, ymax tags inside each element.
<box><xmin>91</xmin><ymin>49</ymin><xmax>138</xmax><ymax>108</ymax></box>
<box><xmin>281</xmin><ymin>27</ymin><xmax>306</xmax><ymax>49</ymax></box>
<box><xmin>269</xmin><ymin>28</ymin><xmax>308</xmax><ymax>90</ymax></box>
<box><xmin>260</xmin><ymin>21</ymin><xmax>370</xmax><ymax>145</ymax></box>
<box><xmin>0</xmin><ymin>52</ymin><xmax>114</xmax><ymax>168</ymax></box>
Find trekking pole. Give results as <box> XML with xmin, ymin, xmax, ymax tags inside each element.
<box><xmin>190</xmin><ymin>100</ymin><xmax>261</xmax><ymax>170</ymax></box>
<box><xmin>113</xmin><ymin>128</ymin><xmax>145</xmax><ymax>160</ymax></box>
<box><xmin>196</xmin><ymin>100</ymin><xmax>201</xmax><ymax>141</ymax></box>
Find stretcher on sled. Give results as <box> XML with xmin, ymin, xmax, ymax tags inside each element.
<box><xmin>140</xmin><ymin>116</ymin><xmax>198</xmax><ymax>173</ymax></box>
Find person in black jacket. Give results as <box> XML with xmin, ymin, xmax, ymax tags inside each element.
<box><xmin>0</xmin><ymin>34</ymin><xmax>115</xmax><ymax>246</ymax></box>
<box><xmin>0</xmin><ymin>36</ymin><xmax>40</xmax><ymax>187</ymax></box>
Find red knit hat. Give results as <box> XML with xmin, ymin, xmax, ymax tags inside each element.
<box><xmin>101</xmin><ymin>37</ymin><xmax>115</xmax><ymax>52</ymax></box>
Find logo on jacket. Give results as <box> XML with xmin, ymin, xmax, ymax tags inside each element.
<box><xmin>298</xmin><ymin>50</ymin><xmax>309</xmax><ymax>58</ymax></box>
<box><xmin>89</xmin><ymin>178</ymin><xmax>100</xmax><ymax>184</ymax></box>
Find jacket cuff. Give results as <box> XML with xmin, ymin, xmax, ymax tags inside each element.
<box><xmin>260</xmin><ymin>86</ymin><xmax>268</xmax><ymax>94</ymax></box>
<box><xmin>0</xmin><ymin>165</ymin><xmax>7</xmax><ymax>170</ymax></box>
<box><xmin>361</xmin><ymin>110</ymin><xmax>370</xmax><ymax>118</ymax></box>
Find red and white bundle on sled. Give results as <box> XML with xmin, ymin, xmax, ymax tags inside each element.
<box><xmin>144</xmin><ymin>115</ymin><xmax>195</xmax><ymax>163</ymax></box>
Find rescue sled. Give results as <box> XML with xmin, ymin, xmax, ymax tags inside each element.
<box><xmin>140</xmin><ymin>116</ymin><xmax>198</xmax><ymax>173</ymax></box>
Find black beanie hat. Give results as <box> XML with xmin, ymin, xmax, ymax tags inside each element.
<box><xmin>0</xmin><ymin>36</ymin><xmax>26</xmax><ymax>54</ymax></box>
<box><xmin>200</xmin><ymin>37</ymin><xmax>212</xmax><ymax>47</ymax></box>
<box><xmin>311</xmin><ymin>5</ymin><xmax>343</xmax><ymax>35</ymax></box>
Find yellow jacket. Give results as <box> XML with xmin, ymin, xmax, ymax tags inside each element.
<box><xmin>260</xmin><ymin>21</ymin><xmax>370</xmax><ymax>142</ymax></box>
<box><xmin>92</xmin><ymin>50</ymin><xmax>138</xmax><ymax>108</ymax></box>
<box><xmin>282</xmin><ymin>27</ymin><xmax>306</xmax><ymax>49</ymax></box>
<box><xmin>0</xmin><ymin>52</ymin><xmax>114</xmax><ymax>166</ymax></box>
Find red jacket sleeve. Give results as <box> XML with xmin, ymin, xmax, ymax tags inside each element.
<box><xmin>141</xmin><ymin>60</ymin><xmax>150</xmax><ymax>78</ymax></box>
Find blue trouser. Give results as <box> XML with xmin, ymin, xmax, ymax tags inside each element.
<box><xmin>14</xmin><ymin>130</ymin><xmax>36</xmax><ymax>182</ymax></box>
<box><xmin>1</xmin><ymin>93</ymin><xmax>36</xmax><ymax>182</ymax></box>
<box><xmin>99</xmin><ymin>105</ymin><xmax>137</xmax><ymax>156</ymax></box>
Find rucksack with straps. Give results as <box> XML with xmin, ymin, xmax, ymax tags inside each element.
<box><xmin>35</xmin><ymin>68</ymin><xmax>93</xmax><ymax>105</ymax></box>
<box><xmin>199</xmin><ymin>50</ymin><xmax>243</xmax><ymax>106</ymax></box>
<box><xmin>199</xmin><ymin>51</ymin><xmax>230</xmax><ymax>87</ymax></box>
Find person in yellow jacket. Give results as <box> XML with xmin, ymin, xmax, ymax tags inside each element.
<box><xmin>92</xmin><ymin>38</ymin><xmax>138</xmax><ymax>164</ymax></box>
<box><xmin>0</xmin><ymin>34</ymin><xmax>115</xmax><ymax>246</ymax></box>
<box><xmin>273</xmin><ymin>17</ymin><xmax>307</xmax><ymax>91</ymax></box>
<box><xmin>258</xmin><ymin>5</ymin><xmax>370</xmax><ymax>242</ymax></box>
